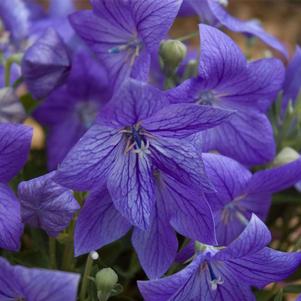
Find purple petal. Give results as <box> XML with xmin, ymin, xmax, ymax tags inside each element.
<box><xmin>203</xmin><ymin>153</ymin><xmax>252</xmax><ymax>211</ymax></box>
<box><xmin>198</xmin><ymin>24</ymin><xmax>247</xmax><ymax>87</ymax></box>
<box><xmin>247</xmin><ymin>157</ymin><xmax>301</xmax><ymax>194</ymax></box>
<box><xmin>107</xmin><ymin>144</ymin><xmax>155</xmax><ymax>230</ymax></box>
<box><xmin>282</xmin><ymin>46</ymin><xmax>301</xmax><ymax>114</ymax></box>
<box><xmin>0</xmin><ymin>184</ymin><xmax>23</xmax><ymax>251</ymax></box>
<box><xmin>222</xmin><ymin>248</ymin><xmax>301</xmax><ymax>289</ymax></box>
<box><xmin>216</xmin><ymin>214</ymin><xmax>271</xmax><ymax>259</ymax></box>
<box><xmin>220</xmin><ymin>58</ymin><xmax>285</xmax><ymax>113</ymax></box>
<box><xmin>54</xmin><ymin>125</ymin><xmax>123</xmax><ymax>191</ymax></box>
<box><xmin>0</xmin><ymin>0</ymin><xmax>30</xmax><ymax>42</ymax></box>
<box><xmin>15</xmin><ymin>264</ymin><xmax>80</xmax><ymax>301</ymax></box>
<box><xmin>0</xmin><ymin>87</ymin><xmax>26</xmax><ymax>123</ymax></box>
<box><xmin>130</xmin><ymin>0</ymin><xmax>183</xmax><ymax>52</ymax></box>
<box><xmin>142</xmin><ymin>103</ymin><xmax>234</xmax><ymax>138</ymax></box>
<box><xmin>74</xmin><ymin>188</ymin><xmax>131</xmax><ymax>256</ymax></box>
<box><xmin>201</xmin><ymin>109</ymin><xmax>276</xmax><ymax>166</ymax></box>
<box><xmin>0</xmin><ymin>123</ymin><xmax>32</xmax><ymax>183</ymax></box>
<box><xmin>100</xmin><ymin>79</ymin><xmax>169</xmax><ymax>127</ymax></box>
<box><xmin>22</xmin><ymin>28</ymin><xmax>71</xmax><ymax>100</ymax></box>
<box><xmin>138</xmin><ymin>256</ymin><xmax>203</xmax><ymax>301</ymax></box>
<box><xmin>132</xmin><ymin>189</ymin><xmax>178</xmax><ymax>279</ymax></box>
<box><xmin>208</xmin><ymin>0</ymin><xmax>288</xmax><ymax>58</ymax></box>
<box><xmin>18</xmin><ymin>172</ymin><xmax>80</xmax><ymax>237</ymax></box>
<box><xmin>150</xmin><ymin>137</ymin><xmax>213</xmax><ymax>192</ymax></box>
<box><xmin>162</xmin><ymin>173</ymin><xmax>216</xmax><ymax>244</ymax></box>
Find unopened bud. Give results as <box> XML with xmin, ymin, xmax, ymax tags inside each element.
<box><xmin>273</xmin><ymin>147</ymin><xmax>299</xmax><ymax>167</ymax></box>
<box><xmin>160</xmin><ymin>39</ymin><xmax>187</xmax><ymax>73</ymax></box>
<box><xmin>95</xmin><ymin>268</ymin><xmax>118</xmax><ymax>293</ymax></box>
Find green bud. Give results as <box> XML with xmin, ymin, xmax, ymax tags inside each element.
<box><xmin>273</xmin><ymin>147</ymin><xmax>299</xmax><ymax>167</ymax></box>
<box><xmin>160</xmin><ymin>39</ymin><xmax>187</xmax><ymax>73</ymax></box>
<box><xmin>95</xmin><ymin>268</ymin><xmax>118</xmax><ymax>294</ymax></box>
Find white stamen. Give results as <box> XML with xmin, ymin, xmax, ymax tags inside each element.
<box><xmin>210</xmin><ymin>277</ymin><xmax>224</xmax><ymax>290</ymax></box>
<box><xmin>218</xmin><ymin>0</ymin><xmax>228</xmax><ymax>6</ymax></box>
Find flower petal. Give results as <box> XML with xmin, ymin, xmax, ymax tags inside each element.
<box><xmin>208</xmin><ymin>0</ymin><xmax>288</xmax><ymax>58</ymax></box>
<box><xmin>142</xmin><ymin>103</ymin><xmax>234</xmax><ymax>138</ymax></box>
<box><xmin>132</xmin><ymin>188</ymin><xmax>178</xmax><ymax>279</ymax></box>
<box><xmin>150</xmin><ymin>137</ymin><xmax>213</xmax><ymax>192</ymax></box>
<box><xmin>198</xmin><ymin>24</ymin><xmax>247</xmax><ymax>87</ymax></box>
<box><xmin>54</xmin><ymin>125</ymin><xmax>123</xmax><ymax>191</ymax></box>
<box><xmin>0</xmin><ymin>123</ymin><xmax>32</xmax><ymax>183</ymax></box>
<box><xmin>0</xmin><ymin>184</ymin><xmax>23</xmax><ymax>251</ymax></box>
<box><xmin>201</xmin><ymin>109</ymin><xmax>275</xmax><ymax>166</ymax></box>
<box><xmin>162</xmin><ymin>173</ymin><xmax>216</xmax><ymax>244</ymax></box>
<box><xmin>107</xmin><ymin>146</ymin><xmax>155</xmax><ymax>230</ymax></box>
<box><xmin>247</xmin><ymin>157</ymin><xmax>301</xmax><ymax>194</ymax></box>
<box><xmin>100</xmin><ymin>79</ymin><xmax>169</xmax><ymax>127</ymax></box>
<box><xmin>74</xmin><ymin>188</ymin><xmax>131</xmax><ymax>256</ymax></box>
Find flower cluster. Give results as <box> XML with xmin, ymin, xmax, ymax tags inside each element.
<box><xmin>1</xmin><ymin>0</ymin><xmax>301</xmax><ymax>300</ymax></box>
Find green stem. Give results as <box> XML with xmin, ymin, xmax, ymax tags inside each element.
<box><xmin>177</xmin><ymin>31</ymin><xmax>199</xmax><ymax>42</ymax></box>
<box><xmin>4</xmin><ymin>53</ymin><xmax>23</xmax><ymax>86</ymax></box>
<box><xmin>49</xmin><ymin>237</ymin><xmax>57</xmax><ymax>269</ymax></box>
<box><xmin>80</xmin><ymin>254</ymin><xmax>93</xmax><ymax>301</ymax></box>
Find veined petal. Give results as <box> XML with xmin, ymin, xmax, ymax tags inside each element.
<box><xmin>130</xmin><ymin>0</ymin><xmax>183</xmax><ymax>52</ymax></box>
<box><xmin>247</xmin><ymin>157</ymin><xmax>301</xmax><ymax>194</ymax></box>
<box><xmin>0</xmin><ymin>184</ymin><xmax>23</xmax><ymax>251</ymax></box>
<box><xmin>162</xmin><ymin>173</ymin><xmax>216</xmax><ymax>244</ymax></box>
<box><xmin>208</xmin><ymin>0</ymin><xmax>288</xmax><ymax>58</ymax></box>
<box><xmin>100</xmin><ymin>79</ymin><xmax>169</xmax><ymax>127</ymax></box>
<box><xmin>224</xmin><ymin>247</ymin><xmax>301</xmax><ymax>289</ymax></box>
<box><xmin>201</xmin><ymin>109</ymin><xmax>276</xmax><ymax>166</ymax></box>
<box><xmin>132</xmin><ymin>187</ymin><xmax>178</xmax><ymax>279</ymax></box>
<box><xmin>142</xmin><ymin>103</ymin><xmax>234</xmax><ymax>138</ymax></box>
<box><xmin>138</xmin><ymin>255</ymin><xmax>203</xmax><ymax>301</ymax></box>
<box><xmin>75</xmin><ymin>188</ymin><xmax>131</xmax><ymax>256</ymax></box>
<box><xmin>0</xmin><ymin>123</ymin><xmax>32</xmax><ymax>183</ymax></box>
<box><xmin>203</xmin><ymin>153</ymin><xmax>252</xmax><ymax>211</ymax></box>
<box><xmin>150</xmin><ymin>137</ymin><xmax>213</xmax><ymax>192</ymax></box>
<box><xmin>198</xmin><ymin>24</ymin><xmax>247</xmax><ymax>87</ymax></box>
<box><xmin>107</xmin><ymin>145</ymin><xmax>155</xmax><ymax>230</ymax></box>
<box><xmin>216</xmin><ymin>215</ymin><xmax>271</xmax><ymax>260</ymax></box>
<box><xmin>54</xmin><ymin>125</ymin><xmax>123</xmax><ymax>191</ymax></box>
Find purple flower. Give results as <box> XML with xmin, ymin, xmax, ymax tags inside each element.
<box><xmin>0</xmin><ymin>87</ymin><xmax>26</xmax><ymax>123</ymax></box>
<box><xmin>203</xmin><ymin>153</ymin><xmax>301</xmax><ymax>245</ymax></box>
<box><xmin>34</xmin><ymin>51</ymin><xmax>110</xmax><ymax>170</ymax></box>
<box><xmin>0</xmin><ymin>257</ymin><xmax>80</xmax><ymax>300</ymax></box>
<box><xmin>0</xmin><ymin>0</ymin><xmax>30</xmax><ymax>45</ymax></box>
<box><xmin>74</xmin><ymin>170</ymin><xmax>215</xmax><ymax>279</ymax></box>
<box><xmin>22</xmin><ymin>28</ymin><xmax>71</xmax><ymax>100</ymax></box>
<box><xmin>55</xmin><ymin>79</ymin><xmax>233</xmax><ymax>230</ymax></box>
<box><xmin>180</xmin><ymin>0</ymin><xmax>288</xmax><ymax>57</ymax></box>
<box><xmin>167</xmin><ymin>24</ymin><xmax>284</xmax><ymax>166</ymax></box>
<box><xmin>138</xmin><ymin>215</ymin><xmax>301</xmax><ymax>301</ymax></box>
<box><xmin>18</xmin><ymin>172</ymin><xmax>80</xmax><ymax>237</ymax></box>
<box><xmin>281</xmin><ymin>46</ymin><xmax>301</xmax><ymax>115</ymax></box>
<box><xmin>0</xmin><ymin>123</ymin><xmax>32</xmax><ymax>250</ymax></box>
<box><xmin>69</xmin><ymin>0</ymin><xmax>183</xmax><ymax>87</ymax></box>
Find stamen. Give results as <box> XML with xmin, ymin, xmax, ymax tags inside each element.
<box><xmin>207</xmin><ymin>262</ymin><xmax>224</xmax><ymax>290</ymax></box>
<box><xmin>196</xmin><ymin>91</ymin><xmax>216</xmax><ymax>106</ymax></box>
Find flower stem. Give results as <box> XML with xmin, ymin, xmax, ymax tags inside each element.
<box><xmin>49</xmin><ymin>237</ymin><xmax>57</xmax><ymax>269</ymax></box>
<box><xmin>177</xmin><ymin>31</ymin><xmax>199</xmax><ymax>42</ymax></box>
<box><xmin>80</xmin><ymin>254</ymin><xmax>93</xmax><ymax>301</ymax></box>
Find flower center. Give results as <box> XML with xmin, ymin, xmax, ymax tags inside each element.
<box><xmin>122</xmin><ymin>124</ymin><xmax>151</xmax><ymax>157</ymax></box>
<box><xmin>202</xmin><ymin>261</ymin><xmax>223</xmax><ymax>291</ymax></box>
<box><xmin>196</xmin><ymin>91</ymin><xmax>216</xmax><ymax>106</ymax></box>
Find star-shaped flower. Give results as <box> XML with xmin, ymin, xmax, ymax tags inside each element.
<box><xmin>69</xmin><ymin>0</ymin><xmax>183</xmax><ymax>87</ymax></box>
<box><xmin>55</xmin><ymin>79</ymin><xmax>233</xmax><ymax>230</ymax></box>
<box><xmin>138</xmin><ymin>215</ymin><xmax>301</xmax><ymax>301</ymax></box>
<box><xmin>167</xmin><ymin>24</ymin><xmax>284</xmax><ymax>166</ymax></box>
